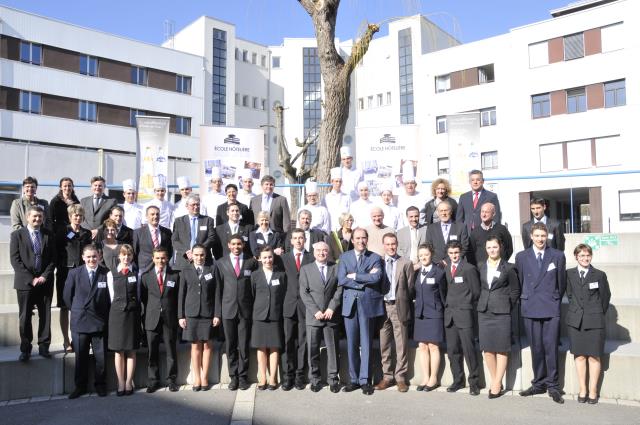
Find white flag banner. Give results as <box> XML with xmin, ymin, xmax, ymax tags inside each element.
<box><xmin>136</xmin><ymin>116</ymin><xmax>170</xmax><ymax>202</ymax></box>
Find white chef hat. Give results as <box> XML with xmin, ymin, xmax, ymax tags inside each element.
<box><xmin>340</xmin><ymin>146</ymin><xmax>353</xmax><ymax>158</ymax></box>
<box><xmin>153</xmin><ymin>175</ymin><xmax>167</xmax><ymax>189</ymax></box>
<box><xmin>122</xmin><ymin>179</ymin><xmax>136</xmax><ymax>191</ymax></box>
<box><xmin>209</xmin><ymin>167</ymin><xmax>222</xmax><ymax>179</ymax></box>
<box><xmin>357</xmin><ymin>181</ymin><xmax>369</xmax><ymax>191</ymax></box>
<box><xmin>330</xmin><ymin>167</ymin><xmax>342</xmax><ymax>180</ymax></box>
<box><xmin>402</xmin><ymin>163</ymin><xmax>416</xmax><ymax>183</ymax></box>
<box><xmin>305</xmin><ymin>180</ymin><xmax>318</xmax><ymax>194</ymax></box>
<box><xmin>176</xmin><ymin>176</ymin><xmax>191</xmax><ymax>189</ymax></box>
<box><xmin>379</xmin><ymin>182</ymin><xmax>394</xmax><ymax>194</ymax></box>
<box><xmin>241</xmin><ymin>169</ymin><xmax>254</xmax><ymax>180</ymax></box>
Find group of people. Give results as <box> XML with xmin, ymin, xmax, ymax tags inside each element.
<box><xmin>8</xmin><ymin>149</ymin><xmax>611</xmax><ymax>405</ymax></box>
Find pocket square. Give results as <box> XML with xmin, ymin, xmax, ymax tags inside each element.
<box><xmin>547</xmin><ymin>263</ymin><xmax>556</xmax><ymax>271</ymax></box>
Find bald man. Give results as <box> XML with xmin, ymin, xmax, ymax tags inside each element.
<box><xmin>469</xmin><ymin>203</ymin><xmax>513</xmax><ymax>266</ymax></box>
<box><xmin>364</xmin><ymin>207</ymin><xmax>394</xmax><ymax>257</ymax></box>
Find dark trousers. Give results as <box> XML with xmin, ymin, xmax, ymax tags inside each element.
<box><xmin>72</xmin><ymin>331</ymin><xmax>107</xmax><ymax>390</ymax></box>
<box><xmin>445</xmin><ymin>324</ymin><xmax>479</xmax><ymax>387</ymax></box>
<box><xmin>283</xmin><ymin>311</ymin><xmax>307</xmax><ymax>382</ymax></box>
<box><xmin>16</xmin><ymin>287</ymin><xmax>52</xmax><ymax>353</ymax></box>
<box><xmin>146</xmin><ymin>317</ymin><xmax>178</xmax><ymax>385</ymax></box>
<box><xmin>523</xmin><ymin>316</ymin><xmax>560</xmax><ymax>391</ymax></box>
<box><xmin>344</xmin><ymin>300</ymin><xmax>373</xmax><ymax>385</ymax></box>
<box><xmin>222</xmin><ymin>316</ymin><xmax>251</xmax><ymax>380</ymax></box>
<box><xmin>307</xmin><ymin>324</ymin><xmax>340</xmax><ymax>386</ymax></box>
<box><xmin>55</xmin><ymin>266</ymin><xmax>72</xmax><ymax>308</ymax></box>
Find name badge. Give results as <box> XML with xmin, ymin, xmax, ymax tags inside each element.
<box><xmin>494</xmin><ymin>271</ymin><xmax>501</xmax><ymax>278</ymax></box>
<box><xmin>271</xmin><ymin>279</ymin><xmax>280</xmax><ymax>286</ymax></box>
<box><xmin>66</xmin><ymin>231</ymin><xmax>76</xmax><ymax>240</ymax></box>
<box><xmin>242</xmin><ymin>236</ymin><xmax>248</xmax><ymax>241</ymax></box>
<box><xmin>244</xmin><ymin>270</ymin><xmax>252</xmax><ymax>277</ymax></box>
<box><xmin>454</xmin><ymin>276</ymin><xmax>464</xmax><ymax>283</ymax></box>
<box><xmin>548</xmin><ymin>234</ymin><xmax>554</xmax><ymax>240</ymax></box>
<box><xmin>199</xmin><ymin>225</ymin><xmax>207</xmax><ymax>231</ymax></box>
<box><xmin>204</xmin><ymin>273</ymin><xmax>213</xmax><ymax>280</ymax></box>
<box><xmin>589</xmin><ymin>282</ymin><xmax>599</xmax><ymax>290</ymax></box>
<box><xmin>547</xmin><ymin>263</ymin><xmax>556</xmax><ymax>271</ymax></box>
<box><xmin>166</xmin><ymin>281</ymin><xmax>176</xmax><ymax>288</ymax></box>
<box><xmin>127</xmin><ymin>276</ymin><xmax>137</xmax><ymax>283</ymax></box>
<box><xmin>426</xmin><ymin>278</ymin><xmax>435</xmax><ymax>285</ymax></box>
<box><xmin>257</xmin><ymin>239</ymin><xmax>264</xmax><ymax>245</ymax></box>
<box><xmin>450</xmin><ymin>235</ymin><xmax>458</xmax><ymax>240</ymax></box>
<box><xmin>97</xmin><ymin>282</ymin><xmax>107</xmax><ymax>288</ymax></box>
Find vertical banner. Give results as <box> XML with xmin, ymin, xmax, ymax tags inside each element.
<box><xmin>136</xmin><ymin>116</ymin><xmax>170</xmax><ymax>202</ymax></box>
<box><xmin>199</xmin><ymin>126</ymin><xmax>265</xmax><ymax>193</ymax></box>
<box><xmin>447</xmin><ymin>113</ymin><xmax>481</xmax><ymax>197</ymax></box>
<box><xmin>354</xmin><ymin>125</ymin><xmax>420</xmax><ymax>196</ymax></box>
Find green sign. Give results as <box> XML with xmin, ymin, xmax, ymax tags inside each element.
<box><xmin>583</xmin><ymin>234</ymin><xmax>619</xmax><ymax>250</ymax></box>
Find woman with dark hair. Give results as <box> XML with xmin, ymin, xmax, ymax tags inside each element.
<box><xmin>422</xmin><ymin>178</ymin><xmax>458</xmax><ymax>225</ymax></box>
<box><xmin>100</xmin><ymin>219</ymin><xmax>121</xmax><ymax>271</ymax></box>
<box><xmin>50</xmin><ymin>177</ymin><xmax>80</xmax><ymax>233</ymax></box>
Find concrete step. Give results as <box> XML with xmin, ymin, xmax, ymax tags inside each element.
<box><xmin>0</xmin><ymin>272</ymin><xmax>14</xmax><ymax>304</ymax></box>
<box><xmin>0</xmin><ymin>304</ymin><xmax>64</xmax><ymax>347</ymax></box>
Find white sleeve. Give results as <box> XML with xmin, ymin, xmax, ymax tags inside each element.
<box><xmin>107</xmin><ymin>271</ymin><xmax>115</xmax><ymax>302</ymax></box>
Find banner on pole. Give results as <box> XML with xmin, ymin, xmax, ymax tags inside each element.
<box><xmin>136</xmin><ymin>116</ymin><xmax>170</xmax><ymax>203</ymax></box>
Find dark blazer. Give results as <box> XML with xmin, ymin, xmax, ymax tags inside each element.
<box><xmin>251</xmin><ymin>269</ymin><xmax>287</xmax><ymax>321</ymax></box>
<box><xmin>515</xmin><ymin>247</ymin><xmax>566</xmax><ymax>319</ymax></box>
<box><xmin>522</xmin><ymin>218</ymin><xmax>565</xmax><ymax>251</ymax></box>
<box><xmin>132</xmin><ymin>225</ymin><xmax>173</xmax><ymax>273</ymax></box>
<box><xmin>63</xmin><ymin>265</ymin><xmax>111</xmax><ymax>333</ymax></box>
<box><xmin>565</xmin><ymin>266</ymin><xmax>611</xmax><ymax>330</ymax></box>
<box><xmin>214</xmin><ymin>254</ymin><xmax>259</xmax><ymax>319</ymax></box>
<box><xmin>10</xmin><ymin>197</ymin><xmax>52</xmax><ymax>231</ymax></box>
<box><xmin>469</xmin><ymin>223</ymin><xmax>513</xmax><ymax>266</ymax></box>
<box><xmin>178</xmin><ymin>264</ymin><xmax>217</xmax><ymax>319</ymax></box>
<box><xmin>250</xmin><ymin>193</ymin><xmax>291</xmax><ymax>233</ymax></box>
<box><xmin>215</xmin><ymin>201</ymin><xmax>254</xmax><ymax>227</ymax></box>
<box><xmin>477</xmin><ymin>261</ymin><xmax>520</xmax><ymax>314</ymax></box>
<box><xmin>80</xmin><ymin>194</ymin><xmax>118</xmax><ymax>231</ymax></box>
<box><xmin>94</xmin><ymin>224</ymin><xmax>133</xmax><ymax>246</ymax></box>
<box><xmin>299</xmin><ymin>261</ymin><xmax>342</xmax><ymax>326</ymax></box>
<box><xmin>414</xmin><ymin>265</ymin><xmax>447</xmax><ymax>319</ymax></box>
<box><xmin>423</xmin><ymin>197</ymin><xmax>458</xmax><ymax>225</ymax></box>
<box><xmin>337</xmin><ymin>249</ymin><xmax>385</xmax><ymax>318</ymax></box>
<box><xmin>49</xmin><ymin>193</ymin><xmax>79</xmax><ymax>231</ymax></box>
<box><xmin>282</xmin><ymin>250</ymin><xmax>314</xmax><ymax>318</ymax></box>
<box><xmin>284</xmin><ymin>229</ymin><xmax>327</xmax><ymax>252</ymax></box>
<box><xmin>140</xmin><ymin>266</ymin><xmax>180</xmax><ymax>330</ymax></box>
<box><xmin>425</xmin><ymin>221</ymin><xmax>469</xmax><ymax>264</ymax></box>
<box><xmin>385</xmin><ymin>256</ymin><xmax>415</xmax><ymax>322</ymax></box>
<box><xmin>10</xmin><ymin>227</ymin><xmax>56</xmax><ymax>291</ymax></box>
<box><xmin>213</xmin><ymin>222</ymin><xmax>252</xmax><ymax>259</ymax></box>
<box><xmin>171</xmin><ymin>214</ymin><xmax>216</xmax><ymax>270</ymax></box>
<box><xmin>55</xmin><ymin>225</ymin><xmax>92</xmax><ymax>268</ymax></box>
<box><xmin>444</xmin><ymin>260</ymin><xmax>481</xmax><ymax>329</ymax></box>
<box><xmin>249</xmin><ymin>229</ymin><xmax>284</xmax><ymax>258</ymax></box>
<box><xmin>456</xmin><ymin>189</ymin><xmax>501</xmax><ymax>232</ymax></box>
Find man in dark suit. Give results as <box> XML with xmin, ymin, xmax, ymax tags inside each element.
<box><xmin>375</xmin><ymin>233</ymin><xmax>415</xmax><ymax>392</ymax></box>
<box><xmin>299</xmin><ymin>241</ymin><xmax>343</xmax><ymax>393</ymax></box>
<box><xmin>285</xmin><ymin>209</ymin><xmax>327</xmax><ymax>253</ymax></box>
<box><xmin>456</xmin><ymin>170</ymin><xmax>501</xmax><ymax>232</ymax></box>
<box><xmin>281</xmin><ymin>228</ymin><xmax>314</xmax><ymax>391</ymax></box>
<box><xmin>214</xmin><ymin>234</ymin><xmax>259</xmax><ymax>391</ymax></box>
<box><xmin>63</xmin><ymin>244</ymin><xmax>111</xmax><ymax>398</ymax></box>
<box><xmin>171</xmin><ymin>194</ymin><xmax>216</xmax><ymax>270</ymax></box>
<box><xmin>215</xmin><ymin>184</ymin><xmax>254</xmax><ymax>227</ymax></box>
<box><xmin>396</xmin><ymin>206</ymin><xmax>428</xmax><ymax>270</ymax></box>
<box><xmin>516</xmin><ymin>222</ymin><xmax>567</xmax><ymax>404</ymax></box>
<box><xmin>521</xmin><ymin>198</ymin><xmax>566</xmax><ymax>252</ymax></box>
<box><xmin>469</xmin><ymin>202</ymin><xmax>513</xmax><ymax>266</ymax></box>
<box><xmin>443</xmin><ymin>240</ymin><xmax>481</xmax><ymax>395</ymax></box>
<box><xmin>140</xmin><ymin>247</ymin><xmax>181</xmax><ymax>393</ymax></box>
<box><xmin>80</xmin><ymin>176</ymin><xmax>118</xmax><ymax>239</ymax></box>
<box><xmin>425</xmin><ymin>201</ymin><xmax>469</xmax><ymax>265</ymax></box>
<box><xmin>94</xmin><ymin>206</ymin><xmax>133</xmax><ymax>246</ymax></box>
<box><xmin>338</xmin><ymin>227</ymin><xmax>385</xmax><ymax>395</ymax></box>
<box><xmin>213</xmin><ymin>203</ymin><xmax>251</xmax><ymax>259</ymax></box>
<box><xmin>249</xmin><ymin>175</ymin><xmax>291</xmax><ymax>234</ymax></box>
<box><xmin>9</xmin><ymin>206</ymin><xmax>55</xmax><ymax>361</ymax></box>
<box><xmin>133</xmin><ymin>206</ymin><xmax>173</xmax><ymax>273</ymax></box>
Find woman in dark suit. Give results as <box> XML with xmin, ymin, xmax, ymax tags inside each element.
<box><xmin>178</xmin><ymin>244</ymin><xmax>220</xmax><ymax>392</ymax></box>
<box><xmin>251</xmin><ymin>246</ymin><xmax>287</xmax><ymax>390</ymax></box>
<box><xmin>49</xmin><ymin>177</ymin><xmax>80</xmax><ymax>233</ymax></box>
<box><xmin>55</xmin><ymin>204</ymin><xmax>92</xmax><ymax>352</ymax></box>
<box><xmin>422</xmin><ymin>178</ymin><xmax>458</xmax><ymax>225</ymax></box>
<box><xmin>566</xmin><ymin>243</ymin><xmax>611</xmax><ymax>404</ymax></box>
<box><xmin>107</xmin><ymin>244</ymin><xmax>140</xmax><ymax>396</ymax></box>
<box><xmin>477</xmin><ymin>236</ymin><xmax>520</xmax><ymax>399</ymax></box>
<box><xmin>413</xmin><ymin>243</ymin><xmax>447</xmax><ymax>392</ymax></box>
<box><xmin>249</xmin><ymin>211</ymin><xmax>284</xmax><ymax>258</ymax></box>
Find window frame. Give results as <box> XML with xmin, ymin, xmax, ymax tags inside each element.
<box><xmin>131</xmin><ymin>66</ymin><xmax>148</xmax><ymax>86</ymax></box>
<box><xmin>78</xmin><ymin>100</ymin><xmax>97</xmax><ymax>122</ymax></box>
<box><xmin>531</xmin><ymin>93</ymin><xmax>551</xmax><ymax>119</ymax></box>
<box><xmin>435</xmin><ymin>74</ymin><xmax>450</xmax><ymax>93</ymax></box>
<box><xmin>176</xmin><ymin>75</ymin><xmax>192</xmax><ymax>94</ymax></box>
<box><xmin>604</xmin><ymin>79</ymin><xmax>626</xmax><ymax>108</ymax></box>
<box><xmin>437</xmin><ymin>157</ymin><xmax>449</xmax><ymax>176</ymax></box>
<box><xmin>436</xmin><ymin>116</ymin><xmax>447</xmax><ymax>134</ymax></box>
<box><xmin>481</xmin><ymin>150</ymin><xmax>498</xmax><ymax>170</ymax></box>
<box><xmin>175</xmin><ymin>116</ymin><xmax>191</xmax><ymax>135</ymax></box>
<box><xmin>566</xmin><ymin>87</ymin><xmax>587</xmax><ymax>114</ymax></box>
<box><xmin>480</xmin><ymin>107</ymin><xmax>496</xmax><ymax>127</ymax></box>
<box><xmin>79</xmin><ymin>55</ymin><xmax>98</xmax><ymax>76</ymax></box>
<box><xmin>19</xmin><ymin>41</ymin><xmax>42</xmax><ymax>65</ymax></box>
<box><xmin>19</xmin><ymin>91</ymin><xmax>42</xmax><ymax>114</ymax></box>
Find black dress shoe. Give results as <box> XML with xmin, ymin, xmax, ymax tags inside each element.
<box><xmin>549</xmin><ymin>391</ymin><xmax>564</xmax><ymax>404</ymax></box>
<box><xmin>257</xmin><ymin>384</ymin><xmax>268</xmax><ymax>391</ymax></box>
<box><xmin>329</xmin><ymin>383</ymin><xmax>340</xmax><ymax>393</ymax></box>
<box><xmin>577</xmin><ymin>395</ymin><xmax>588</xmax><ymax>403</ymax></box>
<box><xmin>587</xmin><ymin>396</ymin><xmax>598</xmax><ymax>405</ymax></box>
<box><xmin>124</xmin><ymin>389</ymin><xmax>134</xmax><ymax>396</ymax></box>
<box><xmin>68</xmin><ymin>388</ymin><xmax>86</xmax><ymax>399</ymax></box>
<box><xmin>96</xmin><ymin>387</ymin><xmax>108</xmax><ymax>397</ymax></box>
<box><xmin>192</xmin><ymin>385</ymin><xmax>202</xmax><ymax>392</ymax></box>
<box><xmin>201</xmin><ymin>384</ymin><xmax>211</xmax><ymax>391</ymax></box>
<box><xmin>18</xmin><ymin>352</ymin><xmax>30</xmax><ymax>362</ymax></box>
<box><xmin>228</xmin><ymin>378</ymin><xmax>239</xmax><ymax>391</ymax></box>
<box><xmin>447</xmin><ymin>382</ymin><xmax>465</xmax><ymax>393</ymax></box>
<box><xmin>294</xmin><ymin>378</ymin><xmax>306</xmax><ymax>390</ymax></box>
<box><xmin>361</xmin><ymin>384</ymin><xmax>374</xmax><ymax>395</ymax></box>
<box><xmin>39</xmin><ymin>348</ymin><xmax>52</xmax><ymax>358</ymax></box>
<box><xmin>281</xmin><ymin>381</ymin><xmax>294</xmax><ymax>391</ymax></box>
<box><xmin>342</xmin><ymin>383</ymin><xmax>361</xmax><ymax>392</ymax></box>
<box><xmin>416</xmin><ymin>385</ymin><xmax>426</xmax><ymax>391</ymax></box>
<box><xmin>267</xmin><ymin>384</ymin><xmax>278</xmax><ymax>391</ymax></box>
<box><xmin>519</xmin><ymin>386</ymin><xmax>546</xmax><ymax>397</ymax></box>
<box><xmin>146</xmin><ymin>383</ymin><xmax>162</xmax><ymax>393</ymax></box>
<box><xmin>168</xmin><ymin>383</ymin><xmax>180</xmax><ymax>392</ymax></box>
<box><xmin>239</xmin><ymin>380</ymin><xmax>251</xmax><ymax>390</ymax></box>
<box><xmin>310</xmin><ymin>384</ymin><xmax>321</xmax><ymax>392</ymax></box>
<box><xmin>425</xmin><ymin>383</ymin><xmax>440</xmax><ymax>392</ymax></box>
<box><xmin>469</xmin><ymin>385</ymin><xmax>481</xmax><ymax>396</ymax></box>
<box><xmin>488</xmin><ymin>390</ymin><xmax>503</xmax><ymax>399</ymax></box>
<box><xmin>116</xmin><ymin>390</ymin><xmax>125</xmax><ymax>397</ymax></box>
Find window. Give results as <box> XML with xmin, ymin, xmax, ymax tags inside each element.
<box><xmin>251</xmin><ymin>52</ymin><xmax>257</xmax><ymax>64</ymax></box>
<box><xmin>19</xmin><ymin>91</ymin><xmax>41</xmax><ymax>114</ymax></box>
<box><xmin>261</xmin><ymin>99</ymin><xmax>266</xmax><ymax>110</ymax></box>
<box><xmin>595</xmin><ymin>136</ymin><xmax>621</xmax><ymax>167</ymax></box>
<box><xmin>176</xmin><ymin>116</ymin><xmax>191</xmax><ymax>135</ymax></box>
<box><xmin>272</xmin><ymin>56</ymin><xmax>281</xmax><ymax>68</ymax></box>
<box><xmin>242</xmin><ymin>95</ymin><xmax>249</xmax><ymax>107</ymax></box>
<box><xmin>601</xmin><ymin>22</ymin><xmax>623</xmax><ymax>53</ymax></box>
<box><xmin>529</xmin><ymin>41</ymin><xmax>549</xmax><ymax>68</ymax></box>
<box><xmin>604</xmin><ymin>80</ymin><xmax>625</xmax><ymax>108</ymax></box>
<box><xmin>235</xmin><ymin>48</ymin><xmax>241</xmax><ymax>60</ymax></box>
<box><xmin>19</xmin><ymin>41</ymin><xmax>42</xmax><ymax>65</ymax></box>
<box><xmin>567</xmin><ymin>139</ymin><xmax>592</xmax><ymax>169</ymax></box>
<box><xmin>303</xmin><ymin>47</ymin><xmax>322</xmax><ymax>167</ymax></box>
<box><xmin>79</xmin><ymin>55</ymin><xmax>98</xmax><ymax>76</ymax></box>
<box><xmin>176</xmin><ymin>75</ymin><xmax>192</xmax><ymax>94</ymax></box>
<box><xmin>242</xmin><ymin>50</ymin><xmax>248</xmax><ymax>62</ymax></box>
<box><xmin>131</xmin><ymin>66</ymin><xmax>147</xmax><ymax>85</ymax></box>
<box><xmin>531</xmin><ymin>93</ymin><xmax>550</xmax><ymax>118</ymax></box>
<box><xmin>398</xmin><ymin>28</ymin><xmax>414</xmax><ymax>124</ymax></box>
<box><xmin>481</xmin><ymin>151</ymin><xmax>498</xmax><ymax>170</ymax></box>
<box><xmin>567</xmin><ymin>87</ymin><xmax>586</xmax><ymax>114</ymax></box>
<box><xmin>358</xmin><ymin>98</ymin><xmax>364</xmax><ymax>110</ymax></box>
<box><xmin>539</xmin><ymin>143</ymin><xmax>564</xmax><ymax>172</ymax></box>
<box><xmin>377</xmin><ymin>93</ymin><xmax>383</xmax><ymax>107</ymax></box>
<box><xmin>477</xmin><ymin>64</ymin><xmax>494</xmax><ymax>84</ymax></box>
<box><xmin>619</xmin><ymin>190</ymin><xmax>640</xmax><ymax>221</ymax></box>
<box><xmin>212</xmin><ymin>28</ymin><xmax>227</xmax><ymax>125</ymax></box>
<box><xmin>437</xmin><ymin>157</ymin><xmax>449</xmax><ymax>175</ymax></box>
<box><xmin>79</xmin><ymin>100</ymin><xmax>97</xmax><ymax>122</ymax></box>
<box><xmin>129</xmin><ymin>109</ymin><xmax>145</xmax><ymax>126</ymax></box>
<box><xmin>436</xmin><ymin>116</ymin><xmax>447</xmax><ymax>134</ymax></box>
<box><xmin>261</xmin><ymin>55</ymin><xmax>266</xmax><ymax>67</ymax></box>
<box><xmin>480</xmin><ymin>107</ymin><xmax>496</xmax><ymax>126</ymax></box>
<box><xmin>435</xmin><ymin>74</ymin><xmax>450</xmax><ymax>93</ymax></box>
<box><xmin>367</xmin><ymin>96</ymin><xmax>373</xmax><ymax>108</ymax></box>
<box><xmin>235</xmin><ymin>93</ymin><xmax>240</xmax><ymax>106</ymax></box>
<box><xmin>386</xmin><ymin>92</ymin><xmax>392</xmax><ymax>104</ymax></box>
<box><xmin>252</xmin><ymin>97</ymin><xmax>259</xmax><ymax>109</ymax></box>
<box><xmin>563</xmin><ymin>33</ymin><xmax>584</xmax><ymax>60</ymax></box>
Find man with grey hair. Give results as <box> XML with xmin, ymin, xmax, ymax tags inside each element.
<box><xmin>287</xmin><ymin>209</ymin><xmax>327</xmax><ymax>253</ymax></box>
<box><xmin>171</xmin><ymin>194</ymin><xmax>216</xmax><ymax>270</ymax></box>
<box><xmin>364</xmin><ymin>206</ymin><xmax>393</xmax><ymax>257</ymax></box>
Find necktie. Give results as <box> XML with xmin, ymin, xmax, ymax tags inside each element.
<box><xmin>295</xmin><ymin>253</ymin><xmax>301</xmax><ymax>272</ymax></box>
<box><xmin>89</xmin><ymin>270</ymin><xmax>95</xmax><ymax>287</ymax></box>
<box><xmin>421</xmin><ymin>268</ymin><xmax>428</xmax><ymax>283</ymax></box>
<box><xmin>473</xmin><ymin>191</ymin><xmax>479</xmax><ymax>209</ymax></box>
<box><xmin>31</xmin><ymin>230</ymin><xmax>42</xmax><ymax>271</ymax></box>
<box><xmin>157</xmin><ymin>269</ymin><xmax>164</xmax><ymax>294</ymax></box>
<box><xmin>231</xmin><ymin>224</ymin><xmax>238</xmax><ymax>234</ymax></box>
<box><xmin>234</xmin><ymin>256</ymin><xmax>240</xmax><ymax>277</ymax></box>
<box><xmin>579</xmin><ymin>270</ymin><xmax>585</xmax><ymax>285</ymax></box>
<box><xmin>442</xmin><ymin>223</ymin><xmax>450</xmax><ymax>240</ymax></box>
<box><xmin>197</xmin><ymin>267</ymin><xmax>203</xmax><ymax>279</ymax></box>
<box><xmin>190</xmin><ymin>217</ymin><xmax>197</xmax><ymax>248</ymax></box>
<box><xmin>122</xmin><ymin>267</ymin><xmax>129</xmax><ymax>275</ymax></box>
<box><xmin>451</xmin><ymin>264</ymin><xmax>457</xmax><ymax>277</ymax></box>
<box><xmin>93</xmin><ymin>196</ymin><xmax>100</xmax><ymax>211</ymax></box>
<box><xmin>152</xmin><ymin>228</ymin><xmax>159</xmax><ymax>248</ymax></box>
<box><xmin>537</xmin><ymin>252</ymin><xmax>543</xmax><ymax>270</ymax></box>
<box><xmin>319</xmin><ymin>265</ymin><xmax>326</xmax><ymax>285</ymax></box>
<box><xmin>386</xmin><ymin>258</ymin><xmax>394</xmax><ymax>298</ymax></box>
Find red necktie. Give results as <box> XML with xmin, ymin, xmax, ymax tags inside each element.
<box><xmin>234</xmin><ymin>256</ymin><xmax>240</xmax><ymax>277</ymax></box>
<box><xmin>157</xmin><ymin>269</ymin><xmax>164</xmax><ymax>294</ymax></box>
<box><xmin>295</xmin><ymin>253</ymin><xmax>301</xmax><ymax>272</ymax></box>
<box><xmin>451</xmin><ymin>264</ymin><xmax>457</xmax><ymax>277</ymax></box>
<box><xmin>152</xmin><ymin>228</ymin><xmax>159</xmax><ymax>248</ymax></box>
<box><xmin>473</xmin><ymin>191</ymin><xmax>479</xmax><ymax>209</ymax></box>
<box><xmin>122</xmin><ymin>267</ymin><xmax>129</xmax><ymax>275</ymax></box>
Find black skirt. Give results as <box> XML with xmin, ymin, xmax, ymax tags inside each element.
<box><xmin>478</xmin><ymin>311</ymin><xmax>512</xmax><ymax>353</ymax></box>
<box><xmin>251</xmin><ymin>319</ymin><xmax>283</xmax><ymax>349</ymax></box>
<box><xmin>413</xmin><ymin>316</ymin><xmax>444</xmax><ymax>344</ymax></box>
<box><xmin>568</xmin><ymin>323</ymin><xmax>605</xmax><ymax>357</ymax></box>
<box><xmin>183</xmin><ymin>317</ymin><xmax>214</xmax><ymax>342</ymax></box>
<box><xmin>108</xmin><ymin>308</ymin><xmax>141</xmax><ymax>351</ymax></box>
